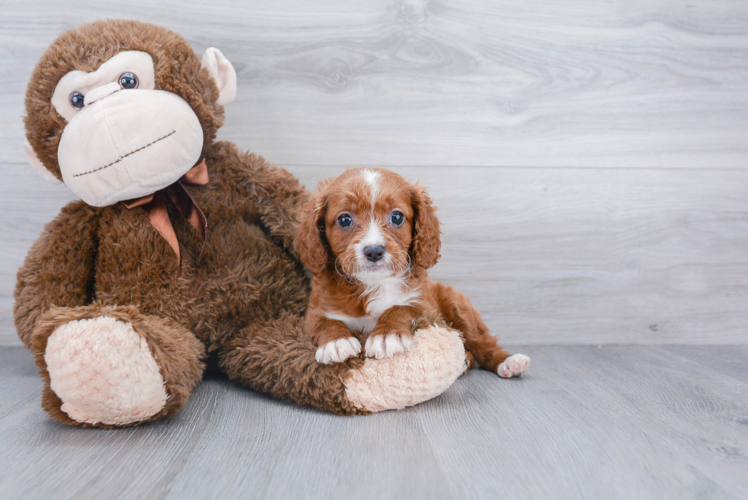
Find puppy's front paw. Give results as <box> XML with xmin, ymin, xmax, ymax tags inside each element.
<box><xmin>365</xmin><ymin>333</ymin><xmax>414</xmax><ymax>359</ymax></box>
<box><xmin>315</xmin><ymin>337</ymin><xmax>362</xmax><ymax>364</ymax></box>
<box><xmin>497</xmin><ymin>354</ymin><xmax>531</xmax><ymax>378</ymax></box>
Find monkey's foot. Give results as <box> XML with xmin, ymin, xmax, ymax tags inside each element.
<box><xmin>344</xmin><ymin>323</ymin><xmax>465</xmax><ymax>412</ymax></box>
<box><xmin>44</xmin><ymin>316</ymin><xmax>168</xmax><ymax>426</ymax></box>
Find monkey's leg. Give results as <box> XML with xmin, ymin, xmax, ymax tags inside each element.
<box><xmin>218</xmin><ymin>312</ymin><xmax>466</xmax><ymax>414</ymax></box>
<box><xmin>31</xmin><ymin>304</ymin><xmax>205</xmax><ymax>428</ymax></box>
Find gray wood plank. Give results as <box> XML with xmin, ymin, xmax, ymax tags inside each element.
<box><xmin>3</xmin><ymin>164</ymin><xmax>747</xmax><ymax>346</ymax></box>
<box><xmin>3</xmin><ymin>0</ymin><xmax>748</xmax><ymax>346</ymax></box>
<box><xmin>162</xmin><ymin>394</ymin><xmax>451</xmax><ymax>500</ymax></box>
<box><xmin>1</xmin><ymin>345</ymin><xmax>747</xmax><ymax>500</ymax></box>
<box><xmin>419</xmin><ymin>345</ymin><xmax>748</xmax><ymax>500</ymax></box>
<box><xmin>0</xmin><ymin>0</ymin><xmax>747</xmax><ymax>168</ymax></box>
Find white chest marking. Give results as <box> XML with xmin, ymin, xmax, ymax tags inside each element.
<box><xmin>325</xmin><ymin>312</ymin><xmax>380</xmax><ymax>334</ymax></box>
<box><xmin>325</xmin><ymin>276</ymin><xmax>420</xmax><ymax>334</ymax></box>
<box><xmin>363</xmin><ymin>276</ymin><xmax>421</xmax><ymax>316</ymax></box>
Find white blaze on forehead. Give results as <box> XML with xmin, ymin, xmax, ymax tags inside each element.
<box><xmin>359</xmin><ymin>169</ymin><xmax>384</xmax><ymax>250</ymax></box>
<box><xmin>361</xmin><ymin>169</ymin><xmax>381</xmax><ymax>206</ymax></box>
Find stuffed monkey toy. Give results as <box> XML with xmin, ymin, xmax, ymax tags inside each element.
<box><xmin>14</xmin><ymin>20</ymin><xmax>467</xmax><ymax>427</ymax></box>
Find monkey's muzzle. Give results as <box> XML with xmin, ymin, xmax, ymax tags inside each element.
<box><xmin>58</xmin><ymin>86</ymin><xmax>204</xmax><ymax>207</ymax></box>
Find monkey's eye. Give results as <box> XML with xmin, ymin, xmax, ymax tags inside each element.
<box><xmin>119</xmin><ymin>72</ymin><xmax>138</xmax><ymax>89</ymax></box>
<box><xmin>390</xmin><ymin>211</ymin><xmax>405</xmax><ymax>226</ymax></box>
<box><xmin>69</xmin><ymin>91</ymin><xmax>85</xmax><ymax>110</ymax></box>
<box><xmin>337</xmin><ymin>213</ymin><xmax>353</xmax><ymax>229</ymax></box>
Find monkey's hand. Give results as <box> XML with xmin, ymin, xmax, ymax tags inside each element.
<box><xmin>14</xmin><ymin>201</ymin><xmax>99</xmax><ymax>349</ymax></box>
<box><xmin>216</xmin><ymin>142</ymin><xmax>311</xmax><ymax>254</ymax></box>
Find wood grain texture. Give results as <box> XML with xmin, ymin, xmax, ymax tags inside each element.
<box><xmin>0</xmin><ymin>0</ymin><xmax>747</xmax><ymax>167</ymax></box>
<box><xmin>3</xmin><ymin>163</ymin><xmax>747</xmax><ymax>345</ymax></box>
<box><xmin>1</xmin><ymin>0</ymin><xmax>748</xmax><ymax>346</ymax></box>
<box><xmin>1</xmin><ymin>345</ymin><xmax>747</xmax><ymax>500</ymax></box>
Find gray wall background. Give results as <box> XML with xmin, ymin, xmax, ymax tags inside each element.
<box><xmin>1</xmin><ymin>0</ymin><xmax>746</xmax><ymax>345</ymax></box>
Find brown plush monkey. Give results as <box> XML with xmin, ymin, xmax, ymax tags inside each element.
<box><xmin>15</xmin><ymin>20</ymin><xmax>467</xmax><ymax>427</ymax></box>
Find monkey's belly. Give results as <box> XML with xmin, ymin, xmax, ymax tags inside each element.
<box><xmin>92</xmin><ymin>215</ymin><xmax>310</xmax><ymax>346</ymax></box>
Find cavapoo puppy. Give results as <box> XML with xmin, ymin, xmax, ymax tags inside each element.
<box><xmin>294</xmin><ymin>167</ymin><xmax>530</xmax><ymax>378</ymax></box>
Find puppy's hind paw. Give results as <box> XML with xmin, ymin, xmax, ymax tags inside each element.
<box><xmin>497</xmin><ymin>354</ymin><xmax>531</xmax><ymax>378</ymax></box>
<box><xmin>365</xmin><ymin>333</ymin><xmax>413</xmax><ymax>359</ymax></box>
<box><xmin>315</xmin><ymin>337</ymin><xmax>362</xmax><ymax>364</ymax></box>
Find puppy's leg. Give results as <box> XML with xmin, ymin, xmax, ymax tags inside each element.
<box><xmin>365</xmin><ymin>306</ymin><xmax>418</xmax><ymax>359</ymax></box>
<box><xmin>308</xmin><ymin>318</ymin><xmax>362</xmax><ymax>365</ymax></box>
<box><xmin>465</xmin><ymin>351</ymin><xmax>476</xmax><ymax>371</ymax></box>
<box><xmin>435</xmin><ymin>283</ymin><xmax>530</xmax><ymax>378</ymax></box>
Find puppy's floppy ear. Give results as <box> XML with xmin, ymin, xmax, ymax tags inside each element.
<box><xmin>294</xmin><ymin>190</ymin><xmax>330</xmax><ymax>276</ymax></box>
<box><xmin>410</xmin><ymin>184</ymin><xmax>441</xmax><ymax>269</ymax></box>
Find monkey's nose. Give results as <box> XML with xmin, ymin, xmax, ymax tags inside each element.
<box><xmin>363</xmin><ymin>245</ymin><xmax>386</xmax><ymax>262</ymax></box>
<box><xmin>84</xmin><ymin>82</ymin><xmax>121</xmax><ymax>106</ymax></box>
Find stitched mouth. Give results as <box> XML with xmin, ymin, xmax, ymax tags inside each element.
<box><xmin>73</xmin><ymin>130</ymin><xmax>177</xmax><ymax>178</ymax></box>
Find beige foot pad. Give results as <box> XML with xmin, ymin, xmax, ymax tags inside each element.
<box><xmin>44</xmin><ymin>316</ymin><xmax>167</xmax><ymax>425</ymax></box>
<box><xmin>344</xmin><ymin>324</ymin><xmax>466</xmax><ymax>412</ymax></box>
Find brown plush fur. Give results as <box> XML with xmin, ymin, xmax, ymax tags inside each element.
<box><xmin>218</xmin><ymin>312</ymin><xmax>365</xmax><ymax>415</ymax></box>
<box><xmin>15</xmin><ymin>20</ymin><xmax>376</xmax><ymax>425</ymax></box>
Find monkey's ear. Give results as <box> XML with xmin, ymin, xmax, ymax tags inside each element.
<box><xmin>201</xmin><ymin>48</ymin><xmax>237</xmax><ymax>106</ymax></box>
<box><xmin>24</xmin><ymin>139</ymin><xmax>62</xmax><ymax>184</ymax></box>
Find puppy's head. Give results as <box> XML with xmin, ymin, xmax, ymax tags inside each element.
<box><xmin>295</xmin><ymin>168</ymin><xmax>441</xmax><ymax>282</ymax></box>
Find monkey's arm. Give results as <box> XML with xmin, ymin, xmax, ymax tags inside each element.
<box><xmin>14</xmin><ymin>201</ymin><xmax>99</xmax><ymax>349</ymax></box>
<box><xmin>245</xmin><ymin>156</ymin><xmax>310</xmax><ymax>253</ymax></box>
<box><xmin>215</xmin><ymin>142</ymin><xmax>310</xmax><ymax>254</ymax></box>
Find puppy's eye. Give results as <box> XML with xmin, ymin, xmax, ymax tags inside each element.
<box><xmin>337</xmin><ymin>213</ymin><xmax>353</xmax><ymax>228</ymax></box>
<box><xmin>119</xmin><ymin>72</ymin><xmax>138</xmax><ymax>89</ymax></box>
<box><xmin>390</xmin><ymin>211</ymin><xmax>405</xmax><ymax>226</ymax></box>
<box><xmin>69</xmin><ymin>91</ymin><xmax>85</xmax><ymax>109</ymax></box>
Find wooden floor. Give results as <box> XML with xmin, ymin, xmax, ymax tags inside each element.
<box><xmin>1</xmin><ymin>345</ymin><xmax>747</xmax><ymax>500</ymax></box>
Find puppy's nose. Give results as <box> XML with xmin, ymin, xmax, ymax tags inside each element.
<box><xmin>363</xmin><ymin>245</ymin><xmax>386</xmax><ymax>262</ymax></box>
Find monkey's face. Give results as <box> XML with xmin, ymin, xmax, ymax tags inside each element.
<box><xmin>24</xmin><ymin>21</ymin><xmax>236</xmax><ymax>207</ymax></box>
<box><xmin>52</xmin><ymin>50</ymin><xmax>205</xmax><ymax>206</ymax></box>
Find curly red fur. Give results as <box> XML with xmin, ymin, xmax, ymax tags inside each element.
<box><xmin>298</xmin><ymin>167</ymin><xmax>514</xmax><ymax>371</ymax></box>
<box><xmin>293</xmin><ymin>189</ymin><xmax>330</xmax><ymax>276</ymax></box>
<box><xmin>410</xmin><ymin>184</ymin><xmax>441</xmax><ymax>269</ymax></box>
